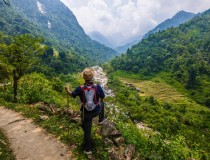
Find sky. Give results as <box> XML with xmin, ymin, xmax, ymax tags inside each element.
<box><xmin>60</xmin><ymin>0</ymin><xmax>210</xmax><ymax>46</ymax></box>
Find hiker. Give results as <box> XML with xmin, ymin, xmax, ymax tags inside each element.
<box><xmin>65</xmin><ymin>68</ymin><xmax>107</xmax><ymax>154</ymax></box>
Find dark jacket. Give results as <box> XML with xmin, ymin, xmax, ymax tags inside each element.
<box><xmin>71</xmin><ymin>82</ymin><xmax>105</xmax><ymax>112</ymax></box>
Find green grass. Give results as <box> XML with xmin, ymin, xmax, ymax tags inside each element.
<box><xmin>120</xmin><ymin>77</ymin><xmax>187</xmax><ymax>104</ymax></box>
<box><xmin>107</xmin><ymin>72</ymin><xmax>210</xmax><ymax>159</ymax></box>
<box><xmin>0</xmin><ymin>129</ymin><xmax>15</xmax><ymax>160</ymax></box>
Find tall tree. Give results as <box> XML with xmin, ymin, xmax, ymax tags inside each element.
<box><xmin>5</xmin><ymin>34</ymin><xmax>47</xmax><ymax>102</ymax></box>
<box><xmin>0</xmin><ymin>36</ymin><xmax>12</xmax><ymax>83</ymax></box>
<box><xmin>2</xmin><ymin>0</ymin><xmax>10</xmax><ymax>5</ymax></box>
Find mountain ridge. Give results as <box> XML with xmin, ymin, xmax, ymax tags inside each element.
<box><xmin>115</xmin><ymin>10</ymin><xmax>196</xmax><ymax>53</ymax></box>
<box><xmin>1</xmin><ymin>0</ymin><xmax>118</xmax><ymax>63</ymax></box>
<box><xmin>88</xmin><ymin>31</ymin><xmax>115</xmax><ymax>49</ymax></box>
<box><xmin>143</xmin><ymin>10</ymin><xmax>196</xmax><ymax>39</ymax></box>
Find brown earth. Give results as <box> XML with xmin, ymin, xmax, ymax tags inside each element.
<box><xmin>0</xmin><ymin>106</ymin><xmax>71</xmax><ymax>160</ymax></box>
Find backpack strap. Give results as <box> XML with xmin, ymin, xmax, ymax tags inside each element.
<box><xmin>80</xmin><ymin>85</ymin><xmax>86</xmax><ymax>105</ymax></box>
<box><xmin>93</xmin><ymin>84</ymin><xmax>98</xmax><ymax>104</ymax></box>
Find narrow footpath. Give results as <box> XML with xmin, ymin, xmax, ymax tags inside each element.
<box><xmin>0</xmin><ymin>106</ymin><xmax>71</xmax><ymax>160</ymax></box>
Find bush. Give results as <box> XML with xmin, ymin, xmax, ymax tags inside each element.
<box><xmin>205</xmin><ymin>98</ymin><xmax>210</xmax><ymax>108</ymax></box>
<box><xmin>18</xmin><ymin>73</ymin><xmax>63</xmax><ymax>104</ymax></box>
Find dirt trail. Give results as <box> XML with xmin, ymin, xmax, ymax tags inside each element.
<box><xmin>0</xmin><ymin>106</ymin><xmax>71</xmax><ymax>160</ymax></box>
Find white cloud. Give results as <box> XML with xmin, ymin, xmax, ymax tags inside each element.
<box><xmin>61</xmin><ymin>0</ymin><xmax>210</xmax><ymax>46</ymax></box>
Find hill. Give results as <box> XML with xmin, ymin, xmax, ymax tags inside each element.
<box><xmin>88</xmin><ymin>31</ymin><xmax>115</xmax><ymax>49</ymax></box>
<box><xmin>110</xmin><ymin>9</ymin><xmax>210</xmax><ymax>106</ymax></box>
<box><xmin>0</xmin><ymin>0</ymin><xmax>117</xmax><ymax>64</ymax></box>
<box><xmin>115</xmin><ymin>10</ymin><xmax>195</xmax><ymax>54</ymax></box>
<box><xmin>143</xmin><ymin>10</ymin><xmax>196</xmax><ymax>39</ymax></box>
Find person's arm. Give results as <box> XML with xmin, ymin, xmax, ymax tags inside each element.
<box><xmin>65</xmin><ymin>85</ymin><xmax>72</xmax><ymax>96</ymax></box>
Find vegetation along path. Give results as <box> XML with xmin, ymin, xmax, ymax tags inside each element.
<box><xmin>0</xmin><ymin>106</ymin><xmax>71</xmax><ymax>160</ymax></box>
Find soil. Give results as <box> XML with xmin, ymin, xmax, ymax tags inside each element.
<box><xmin>0</xmin><ymin>106</ymin><xmax>71</xmax><ymax>160</ymax></box>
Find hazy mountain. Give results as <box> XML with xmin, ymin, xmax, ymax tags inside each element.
<box><xmin>114</xmin><ymin>37</ymin><xmax>142</xmax><ymax>54</ymax></box>
<box><xmin>1</xmin><ymin>0</ymin><xmax>117</xmax><ymax>63</ymax></box>
<box><xmin>115</xmin><ymin>11</ymin><xmax>195</xmax><ymax>54</ymax></box>
<box><xmin>143</xmin><ymin>10</ymin><xmax>196</xmax><ymax>39</ymax></box>
<box><xmin>88</xmin><ymin>31</ymin><xmax>115</xmax><ymax>49</ymax></box>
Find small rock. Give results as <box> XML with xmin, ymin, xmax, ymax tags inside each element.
<box><xmin>108</xmin><ymin>147</ymin><xmax>125</xmax><ymax>160</ymax></box>
<box><xmin>70</xmin><ymin>117</ymin><xmax>81</xmax><ymax>123</ymax></box>
<box><xmin>110</xmin><ymin>130</ymin><xmax>122</xmax><ymax>137</ymax></box>
<box><xmin>114</xmin><ymin>137</ymin><xmax>124</xmax><ymax>147</ymax></box>
<box><xmin>104</xmin><ymin>138</ymin><xmax>114</xmax><ymax>147</ymax></box>
<box><xmin>124</xmin><ymin>144</ymin><xmax>136</xmax><ymax>160</ymax></box>
<box><xmin>100</xmin><ymin>121</ymin><xmax>117</xmax><ymax>138</ymax></box>
<box><xmin>40</xmin><ymin>115</ymin><xmax>49</xmax><ymax>120</ymax></box>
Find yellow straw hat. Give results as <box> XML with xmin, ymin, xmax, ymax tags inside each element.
<box><xmin>82</xmin><ymin>68</ymin><xmax>95</xmax><ymax>80</ymax></box>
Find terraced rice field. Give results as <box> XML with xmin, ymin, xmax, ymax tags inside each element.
<box><xmin>120</xmin><ymin>78</ymin><xmax>188</xmax><ymax>104</ymax></box>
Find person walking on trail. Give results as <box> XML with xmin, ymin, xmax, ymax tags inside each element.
<box><xmin>65</xmin><ymin>68</ymin><xmax>107</xmax><ymax>155</ymax></box>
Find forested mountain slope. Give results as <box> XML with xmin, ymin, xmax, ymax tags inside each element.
<box><xmin>143</xmin><ymin>11</ymin><xmax>196</xmax><ymax>39</ymax></box>
<box><xmin>0</xmin><ymin>0</ymin><xmax>117</xmax><ymax>63</ymax></box>
<box><xmin>110</xmin><ymin>9</ymin><xmax>210</xmax><ymax>106</ymax></box>
<box><xmin>115</xmin><ymin>10</ymin><xmax>195</xmax><ymax>54</ymax></box>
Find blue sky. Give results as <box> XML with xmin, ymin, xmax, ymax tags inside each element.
<box><xmin>61</xmin><ymin>0</ymin><xmax>210</xmax><ymax>46</ymax></box>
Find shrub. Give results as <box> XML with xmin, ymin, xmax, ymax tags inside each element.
<box><xmin>18</xmin><ymin>73</ymin><xmax>63</xmax><ymax>104</ymax></box>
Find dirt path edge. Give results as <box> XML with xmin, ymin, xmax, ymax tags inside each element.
<box><xmin>0</xmin><ymin>106</ymin><xmax>71</xmax><ymax>160</ymax></box>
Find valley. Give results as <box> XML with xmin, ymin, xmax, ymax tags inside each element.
<box><xmin>0</xmin><ymin>0</ymin><xmax>210</xmax><ymax>159</ymax></box>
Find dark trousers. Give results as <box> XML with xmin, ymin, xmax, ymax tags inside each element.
<box><xmin>81</xmin><ymin>103</ymin><xmax>105</xmax><ymax>151</ymax></box>
<box><xmin>99</xmin><ymin>102</ymin><xmax>105</xmax><ymax>121</ymax></box>
<box><xmin>81</xmin><ymin>110</ymin><xmax>99</xmax><ymax>151</ymax></box>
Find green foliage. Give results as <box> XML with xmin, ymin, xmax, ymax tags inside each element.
<box><xmin>3</xmin><ymin>34</ymin><xmax>47</xmax><ymax>101</ymax></box>
<box><xmin>18</xmin><ymin>73</ymin><xmax>64</xmax><ymax>104</ymax></box>
<box><xmin>117</xmin><ymin>122</ymin><xmax>197</xmax><ymax>160</ymax></box>
<box><xmin>0</xmin><ymin>129</ymin><xmax>15</xmax><ymax>160</ymax></box>
<box><xmin>107</xmin><ymin>73</ymin><xmax>210</xmax><ymax>159</ymax></box>
<box><xmin>110</xmin><ymin>9</ymin><xmax>210</xmax><ymax>106</ymax></box>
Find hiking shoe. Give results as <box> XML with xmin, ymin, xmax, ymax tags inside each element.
<box><xmin>99</xmin><ymin>117</ymin><xmax>108</xmax><ymax>125</ymax></box>
<box><xmin>83</xmin><ymin>150</ymin><xmax>92</xmax><ymax>155</ymax></box>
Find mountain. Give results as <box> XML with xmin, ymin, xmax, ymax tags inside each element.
<box><xmin>115</xmin><ymin>11</ymin><xmax>195</xmax><ymax>54</ymax></box>
<box><xmin>110</xmin><ymin>9</ymin><xmax>210</xmax><ymax>106</ymax></box>
<box><xmin>88</xmin><ymin>31</ymin><xmax>115</xmax><ymax>49</ymax></box>
<box><xmin>0</xmin><ymin>0</ymin><xmax>117</xmax><ymax>63</ymax></box>
<box><xmin>143</xmin><ymin>10</ymin><xmax>196</xmax><ymax>39</ymax></box>
<box><xmin>115</xmin><ymin>39</ymin><xmax>140</xmax><ymax>54</ymax></box>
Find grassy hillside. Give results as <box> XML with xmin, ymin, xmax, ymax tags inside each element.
<box><xmin>106</xmin><ymin>72</ymin><xmax>210</xmax><ymax>159</ymax></box>
<box><xmin>110</xmin><ymin>9</ymin><xmax>210</xmax><ymax>106</ymax></box>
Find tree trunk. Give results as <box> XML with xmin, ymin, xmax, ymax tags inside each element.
<box><xmin>13</xmin><ymin>71</ymin><xmax>18</xmax><ymax>102</ymax></box>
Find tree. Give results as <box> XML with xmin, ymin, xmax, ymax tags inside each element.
<box><xmin>5</xmin><ymin>34</ymin><xmax>47</xmax><ymax>102</ymax></box>
<box><xmin>186</xmin><ymin>66</ymin><xmax>197</xmax><ymax>89</ymax></box>
<box><xmin>2</xmin><ymin>0</ymin><xmax>10</xmax><ymax>5</ymax></box>
<box><xmin>0</xmin><ymin>43</ymin><xmax>11</xmax><ymax>82</ymax></box>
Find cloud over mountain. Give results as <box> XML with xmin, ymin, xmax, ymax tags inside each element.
<box><xmin>61</xmin><ymin>0</ymin><xmax>210</xmax><ymax>46</ymax></box>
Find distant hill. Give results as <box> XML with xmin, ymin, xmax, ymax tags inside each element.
<box><xmin>88</xmin><ymin>31</ymin><xmax>115</xmax><ymax>49</ymax></box>
<box><xmin>115</xmin><ymin>11</ymin><xmax>195</xmax><ymax>54</ymax></box>
<box><xmin>143</xmin><ymin>10</ymin><xmax>196</xmax><ymax>39</ymax></box>
<box><xmin>114</xmin><ymin>39</ymin><xmax>140</xmax><ymax>54</ymax></box>
<box><xmin>110</xmin><ymin>9</ymin><xmax>210</xmax><ymax>106</ymax></box>
<box><xmin>0</xmin><ymin>0</ymin><xmax>117</xmax><ymax>64</ymax></box>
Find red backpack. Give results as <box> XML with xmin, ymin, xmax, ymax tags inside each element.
<box><xmin>80</xmin><ymin>84</ymin><xmax>98</xmax><ymax>111</ymax></box>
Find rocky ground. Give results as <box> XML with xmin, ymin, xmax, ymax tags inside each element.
<box><xmin>91</xmin><ymin>66</ymin><xmax>114</xmax><ymax>97</ymax></box>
